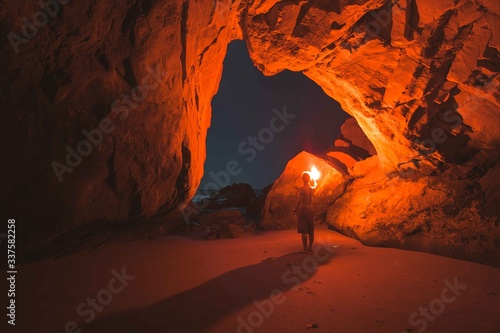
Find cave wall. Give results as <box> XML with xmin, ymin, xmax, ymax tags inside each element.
<box><xmin>1</xmin><ymin>0</ymin><xmax>499</xmax><ymax>253</ymax></box>
<box><xmin>245</xmin><ymin>0</ymin><xmax>500</xmax><ymax>172</ymax></box>
<box><xmin>1</xmin><ymin>0</ymin><xmax>243</xmax><ymax>245</ymax></box>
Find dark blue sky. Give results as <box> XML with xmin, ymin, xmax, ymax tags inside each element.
<box><xmin>200</xmin><ymin>40</ymin><xmax>349</xmax><ymax>190</ymax></box>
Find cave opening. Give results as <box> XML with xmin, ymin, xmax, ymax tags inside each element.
<box><xmin>197</xmin><ymin>40</ymin><xmax>350</xmax><ymax>201</ymax></box>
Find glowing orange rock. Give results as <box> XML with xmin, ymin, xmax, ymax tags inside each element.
<box><xmin>260</xmin><ymin>151</ymin><xmax>349</xmax><ymax>230</ymax></box>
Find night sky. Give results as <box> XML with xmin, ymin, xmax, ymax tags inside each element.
<box><xmin>201</xmin><ymin>41</ymin><xmax>349</xmax><ymax>190</ymax></box>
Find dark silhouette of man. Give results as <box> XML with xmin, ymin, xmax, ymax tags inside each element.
<box><xmin>294</xmin><ymin>172</ymin><xmax>315</xmax><ymax>252</ymax></box>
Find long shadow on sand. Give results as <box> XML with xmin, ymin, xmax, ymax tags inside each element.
<box><xmin>72</xmin><ymin>249</ymin><xmax>335</xmax><ymax>333</ymax></box>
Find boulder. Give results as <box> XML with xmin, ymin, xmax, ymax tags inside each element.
<box><xmin>245</xmin><ymin>195</ymin><xmax>266</xmax><ymax>217</ymax></box>
<box><xmin>1</xmin><ymin>0</ymin><xmax>244</xmax><ymax>247</ymax></box>
<box><xmin>246</xmin><ymin>183</ymin><xmax>273</xmax><ymax>216</ymax></box>
<box><xmin>261</xmin><ymin>151</ymin><xmax>350</xmax><ymax>230</ymax></box>
<box><xmin>327</xmin><ymin>154</ymin><xmax>500</xmax><ymax>266</ymax></box>
<box><xmin>189</xmin><ymin>209</ymin><xmax>254</xmax><ymax>239</ymax></box>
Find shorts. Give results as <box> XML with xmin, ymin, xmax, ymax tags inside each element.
<box><xmin>297</xmin><ymin>207</ymin><xmax>314</xmax><ymax>235</ymax></box>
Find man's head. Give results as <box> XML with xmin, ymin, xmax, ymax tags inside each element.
<box><xmin>301</xmin><ymin>172</ymin><xmax>311</xmax><ymax>185</ymax></box>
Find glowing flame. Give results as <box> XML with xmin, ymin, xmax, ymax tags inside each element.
<box><xmin>302</xmin><ymin>165</ymin><xmax>321</xmax><ymax>189</ymax></box>
<box><xmin>310</xmin><ymin>166</ymin><xmax>320</xmax><ymax>181</ymax></box>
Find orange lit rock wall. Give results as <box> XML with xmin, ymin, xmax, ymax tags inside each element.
<box><xmin>326</xmin><ymin>155</ymin><xmax>500</xmax><ymax>266</ymax></box>
<box><xmin>1</xmin><ymin>0</ymin><xmax>243</xmax><ymax>244</ymax></box>
<box><xmin>245</xmin><ymin>0</ymin><xmax>500</xmax><ymax>172</ymax></box>
<box><xmin>248</xmin><ymin>0</ymin><xmax>499</xmax><ymax>265</ymax></box>
<box><xmin>1</xmin><ymin>0</ymin><xmax>499</xmax><ymax>259</ymax></box>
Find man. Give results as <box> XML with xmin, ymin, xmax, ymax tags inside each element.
<box><xmin>294</xmin><ymin>172</ymin><xmax>315</xmax><ymax>253</ymax></box>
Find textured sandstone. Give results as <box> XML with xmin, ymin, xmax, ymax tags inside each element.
<box><xmin>245</xmin><ymin>0</ymin><xmax>500</xmax><ymax>172</ymax></box>
<box><xmin>1</xmin><ymin>0</ymin><xmax>243</xmax><ymax>245</ymax></box>
<box><xmin>337</xmin><ymin>118</ymin><xmax>377</xmax><ymax>155</ymax></box>
<box><xmin>326</xmin><ymin>153</ymin><xmax>500</xmax><ymax>266</ymax></box>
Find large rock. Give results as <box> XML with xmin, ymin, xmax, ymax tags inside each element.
<box><xmin>326</xmin><ymin>152</ymin><xmax>500</xmax><ymax>266</ymax></box>
<box><xmin>188</xmin><ymin>209</ymin><xmax>255</xmax><ymax>239</ymax></box>
<box><xmin>246</xmin><ymin>183</ymin><xmax>272</xmax><ymax>216</ymax></box>
<box><xmin>1</xmin><ymin>0</ymin><xmax>244</xmax><ymax>246</ymax></box>
<box><xmin>1</xmin><ymin>0</ymin><xmax>499</xmax><ymax>262</ymax></box>
<box><xmin>261</xmin><ymin>151</ymin><xmax>349</xmax><ymax>230</ymax></box>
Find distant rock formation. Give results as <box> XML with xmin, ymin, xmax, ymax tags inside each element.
<box><xmin>197</xmin><ymin>183</ymin><xmax>256</xmax><ymax>209</ymax></box>
<box><xmin>189</xmin><ymin>209</ymin><xmax>255</xmax><ymax>239</ymax></box>
<box><xmin>245</xmin><ymin>183</ymin><xmax>272</xmax><ymax>217</ymax></box>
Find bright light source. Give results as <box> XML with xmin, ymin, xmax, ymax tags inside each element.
<box><xmin>302</xmin><ymin>165</ymin><xmax>320</xmax><ymax>189</ymax></box>
<box><xmin>310</xmin><ymin>165</ymin><xmax>320</xmax><ymax>181</ymax></box>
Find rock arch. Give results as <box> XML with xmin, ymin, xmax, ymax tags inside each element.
<box><xmin>1</xmin><ymin>0</ymin><xmax>498</xmax><ymax>256</ymax></box>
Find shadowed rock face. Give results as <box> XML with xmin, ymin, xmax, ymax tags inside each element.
<box><xmin>1</xmin><ymin>0</ymin><xmax>243</xmax><ymax>245</ymax></box>
<box><xmin>337</xmin><ymin>118</ymin><xmax>377</xmax><ymax>156</ymax></box>
<box><xmin>1</xmin><ymin>0</ymin><xmax>499</xmax><ymax>262</ymax></box>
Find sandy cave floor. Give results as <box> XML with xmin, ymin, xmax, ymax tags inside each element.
<box><xmin>12</xmin><ymin>225</ymin><xmax>500</xmax><ymax>333</ymax></box>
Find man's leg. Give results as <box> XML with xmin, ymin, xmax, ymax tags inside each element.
<box><xmin>301</xmin><ymin>234</ymin><xmax>308</xmax><ymax>251</ymax></box>
<box><xmin>308</xmin><ymin>233</ymin><xmax>314</xmax><ymax>251</ymax></box>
